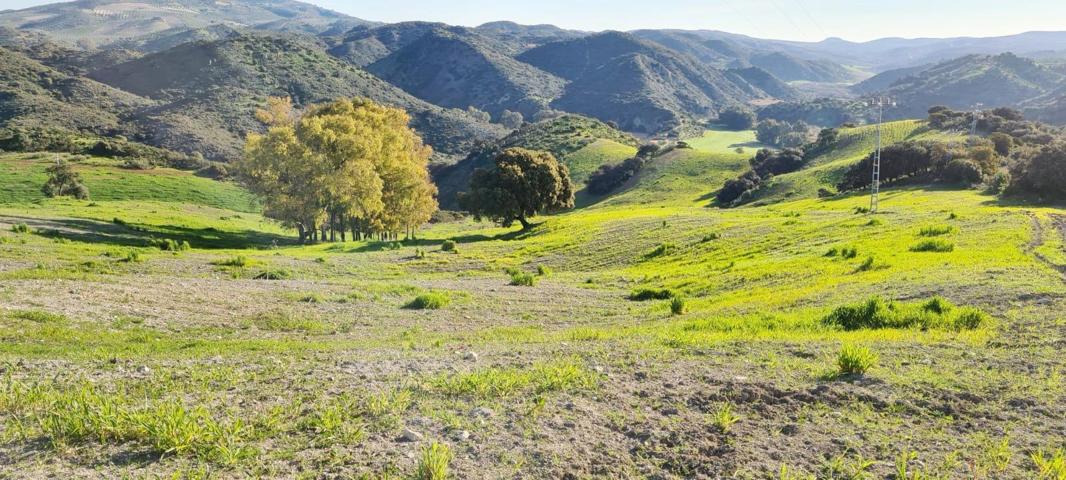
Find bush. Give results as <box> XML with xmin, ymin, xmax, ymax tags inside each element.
<box><xmin>441</xmin><ymin>240</ymin><xmax>456</xmax><ymax>252</ymax></box>
<box><xmin>629</xmin><ymin>288</ymin><xmax>676</xmax><ymax>301</ymax></box>
<box><xmin>509</xmin><ymin>271</ymin><xmax>536</xmax><ymax>287</ymax></box>
<box><xmin>585</xmin><ymin>156</ymin><xmax>646</xmax><ymax>196</ymax></box>
<box><xmin>837</xmin><ymin>344</ymin><xmax>878</xmax><ymax>375</ymax></box>
<box><xmin>407</xmin><ymin>292</ymin><xmax>451</xmax><ymax>310</ymax></box>
<box><xmin>910</xmin><ymin>239</ymin><xmax>955</xmax><ymax>252</ymax></box>
<box><xmin>670</xmin><ymin>297</ymin><xmax>687</xmax><ymax>315</ymax></box>
<box><xmin>942</xmin><ymin>159</ymin><xmax>983</xmax><ymax>185</ymax></box>
<box><xmin>987</xmin><ymin>170</ymin><xmax>1011</xmax><ymax>194</ymax></box>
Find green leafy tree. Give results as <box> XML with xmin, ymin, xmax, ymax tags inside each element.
<box><xmin>499</xmin><ymin>110</ymin><xmax>524</xmax><ymax>130</ymax></box>
<box><xmin>42</xmin><ymin>158</ymin><xmax>89</xmax><ymax>199</ymax></box>
<box><xmin>459</xmin><ymin>148</ymin><xmax>574</xmax><ymax>230</ymax></box>
<box><xmin>718</xmin><ymin>106</ymin><xmax>757</xmax><ymax>130</ymax></box>
<box><xmin>238</xmin><ymin>98</ymin><xmax>437</xmax><ymax>243</ymax></box>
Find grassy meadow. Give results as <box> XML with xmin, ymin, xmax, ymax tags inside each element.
<box><xmin>0</xmin><ymin>124</ymin><xmax>1064</xmax><ymax>479</ymax></box>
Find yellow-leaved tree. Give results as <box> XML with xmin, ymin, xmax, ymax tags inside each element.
<box><xmin>237</xmin><ymin>97</ymin><xmax>438</xmax><ymax>243</ymax></box>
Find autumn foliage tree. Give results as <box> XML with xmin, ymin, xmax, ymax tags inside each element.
<box><xmin>459</xmin><ymin>148</ymin><xmax>574</xmax><ymax>230</ymax></box>
<box><xmin>237</xmin><ymin>97</ymin><xmax>438</xmax><ymax>243</ymax></box>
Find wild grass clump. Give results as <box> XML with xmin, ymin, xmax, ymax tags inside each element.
<box><xmin>645</xmin><ymin>242</ymin><xmax>677</xmax><ymax>258</ymax></box>
<box><xmin>415</xmin><ymin>442</ymin><xmax>453</xmax><ymax>480</ymax></box>
<box><xmin>855</xmin><ymin>256</ymin><xmax>877</xmax><ymax>272</ymax></box>
<box><xmin>1031</xmin><ymin>448</ymin><xmax>1066</xmax><ymax>479</ymax></box>
<box><xmin>406</xmin><ymin>292</ymin><xmax>450</xmax><ymax>310</ymax></box>
<box><xmin>670</xmin><ymin>297</ymin><xmax>687</xmax><ymax>315</ymax></box>
<box><xmin>432</xmin><ymin>361</ymin><xmax>596</xmax><ymax>399</ymax></box>
<box><xmin>910</xmin><ymin>239</ymin><xmax>955</xmax><ymax>252</ymax></box>
<box><xmin>509</xmin><ymin>271</ymin><xmax>537</xmax><ymax>287</ymax></box>
<box><xmin>711</xmin><ymin>402</ymin><xmax>740</xmax><ymax>433</ymax></box>
<box><xmin>11</xmin><ymin>223</ymin><xmax>30</xmax><ymax>234</ymax></box>
<box><xmin>701</xmin><ymin>232</ymin><xmax>720</xmax><ymax>242</ymax></box>
<box><xmin>122</xmin><ymin>250</ymin><xmax>143</xmax><ymax>263</ymax></box>
<box><xmin>919</xmin><ymin>225</ymin><xmax>955</xmax><ymax>237</ymax></box>
<box><xmin>826</xmin><ymin>246</ymin><xmax>859</xmax><ymax>259</ymax></box>
<box><xmin>628</xmin><ymin>288</ymin><xmax>676</xmax><ymax>301</ymax></box>
<box><xmin>440</xmin><ymin>239</ymin><xmax>457</xmax><ymax>252</ymax></box>
<box><xmin>254</xmin><ymin>269</ymin><xmax>291</xmax><ymax>281</ymax></box>
<box><xmin>536</xmin><ymin>265</ymin><xmax>552</xmax><ymax>276</ymax></box>
<box><xmin>214</xmin><ymin>255</ymin><xmax>253</xmax><ymax>267</ymax></box>
<box><xmin>865</xmin><ymin>218</ymin><xmax>883</xmax><ymax>227</ymax></box>
<box><xmin>837</xmin><ymin>344</ymin><xmax>878</xmax><ymax>375</ymax></box>
<box><xmin>822</xmin><ymin>296</ymin><xmax>990</xmax><ymax>331</ymax></box>
<box><xmin>252</xmin><ymin>310</ymin><xmax>326</xmax><ymax>333</ymax></box>
<box><xmin>149</xmin><ymin>238</ymin><xmax>191</xmax><ymax>252</ymax></box>
<box><xmin>10</xmin><ymin>309</ymin><xmax>68</xmax><ymax>323</ymax></box>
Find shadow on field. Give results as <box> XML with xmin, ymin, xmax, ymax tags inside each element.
<box><xmin>0</xmin><ymin>215</ymin><xmax>291</xmax><ymax>249</ymax></box>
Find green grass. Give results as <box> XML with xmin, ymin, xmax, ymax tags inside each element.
<box><xmin>0</xmin><ymin>153</ymin><xmax>258</xmax><ymax>212</ymax></box>
<box><xmin>406</xmin><ymin>292</ymin><xmax>451</xmax><ymax>310</ymax></box>
<box><xmin>564</xmin><ymin>139</ymin><xmax>638</xmax><ymax>186</ymax></box>
<box><xmin>910</xmin><ymin>239</ymin><xmax>956</xmax><ymax>252</ymax></box>
<box><xmin>837</xmin><ymin>344</ymin><xmax>878</xmax><ymax>375</ymax></box>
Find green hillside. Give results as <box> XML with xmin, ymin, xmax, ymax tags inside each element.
<box><xmin>0</xmin><ymin>153</ymin><xmax>258</xmax><ymax>212</ymax></box>
<box><xmin>0</xmin><ymin>121</ymin><xmax>1063</xmax><ymax>478</ymax></box>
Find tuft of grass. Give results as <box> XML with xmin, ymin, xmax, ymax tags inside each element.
<box><xmin>644</xmin><ymin>243</ymin><xmax>677</xmax><ymax>259</ymax></box>
<box><xmin>440</xmin><ymin>240</ymin><xmax>456</xmax><ymax>252</ymax></box>
<box><xmin>407</xmin><ymin>292</ymin><xmax>451</xmax><ymax>310</ymax></box>
<box><xmin>701</xmin><ymin>232</ymin><xmax>720</xmax><ymax>242</ymax></box>
<box><xmin>910</xmin><ymin>239</ymin><xmax>955</xmax><ymax>253</ymax></box>
<box><xmin>1031</xmin><ymin>448</ymin><xmax>1066</xmax><ymax>480</ymax></box>
<box><xmin>837</xmin><ymin>344</ymin><xmax>878</xmax><ymax>375</ymax></box>
<box><xmin>254</xmin><ymin>269</ymin><xmax>291</xmax><ymax>281</ymax></box>
<box><xmin>629</xmin><ymin>288</ymin><xmax>676</xmax><ymax>301</ymax></box>
<box><xmin>711</xmin><ymin>402</ymin><xmax>740</xmax><ymax>433</ymax></box>
<box><xmin>670</xmin><ymin>297</ymin><xmax>687</xmax><ymax>315</ymax></box>
<box><xmin>214</xmin><ymin>255</ymin><xmax>253</xmax><ymax>267</ymax></box>
<box><xmin>253</xmin><ymin>310</ymin><xmax>326</xmax><ymax>333</ymax></box>
<box><xmin>919</xmin><ymin>225</ymin><xmax>955</xmax><ymax>237</ymax></box>
<box><xmin>855</xmin><ymin>256</ymin><xmax>876</xmax><ymax>272</ymax></box>
<box><xmin>9</xmin><ymin>309</ymin><xmax>68</xmax><ymax>324</ymax></box>
<box><xmin>432</xmin><ymin>361</ymin><xmax>597</xmax><ymax>399</ymax></box>
<box><xmin>149</xmin><ymin>238</ymin><xmax>191</xmax><ymax>252</ymax></box>
<box><xmin>509</xmin><ymin>271</ymin><xmax>537</xmax><ymax>287</ymax></box>
<box><xmin>536</xmin><ymin>265</ymin><xmax>552</xmax><ymax>276</ymax></box>
<box><xmin>823</xmin><ymin>296</ymin><xmax>990</xmax><ymax>331</ymax></box>
<box><xmin>415</xmin><ymin>442</ymin><xmax>453</xmax><ymax>480</ymax></box>
<box><xmin>865</xmin><ymin>218</ymin><xmax>883</xmax><ymax>227</ymax></box>
<box><xmin>122</xmin><ymin>250</ymin><xmax>143</xmax><ymax>263</ymax></box>
<box><xmin>11</xmin><ymin>223</ymin><xmax>30</xmax><ymax>234</ymax></box>
<box><xmin>826</xmin><ymin>245</ymin><xmax>859</xmax><ymax>259</ymax></box>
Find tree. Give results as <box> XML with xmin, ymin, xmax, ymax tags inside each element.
<box><xmin>42</xmin><ymin>158</ymin><xmax>89</xmax><ymax>199</ymax></box>
<box><xmin>459</xmin><ymin>148</ymin><xmax>574</xmax><ymax>230</ymax></box>
<box><xmin>500</xmin><ymin>110</ymin><xmax>524</xmax><ymax>130</ymax></box>
<box><xmin>718</xmin><ymin>106</ymin><xmax>757</xmax><ymax>130</ymax></box>
<box><xmin>238</xmin><ymin>98</ymin><xmax>438</xmax><ymax>243</ymax></box>
<box><xmin>1010</xmin><ymin>141</ymin><xmax>1066</xmax><ymax>198</ymax></box>
<box><xmin>466</xmin><ymin>106</ymin><xmax>491</xmax><ymax>123</ymax></box>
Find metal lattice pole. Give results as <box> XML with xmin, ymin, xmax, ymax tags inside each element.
<box><xmin>871</xmin><ymin>98</ymin><xmax>884</xmax><ymax>214</ymax></box>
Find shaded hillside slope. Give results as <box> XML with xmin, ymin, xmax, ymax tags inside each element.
<box><xmin>88</xmin><ymin>33</ymin><xmax>506</xmax><ymax>161</ymax></box>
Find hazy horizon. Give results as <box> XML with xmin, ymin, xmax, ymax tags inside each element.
<box><xmin>5</xmin><ymin>0</ymin><xmax>1066</xmax><ymax>42</ymax></box>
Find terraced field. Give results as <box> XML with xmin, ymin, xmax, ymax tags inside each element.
<box><xmin>0</xmin><ymin>126</ymin><xmax>1063</xmax><ymax>479</ymax></box>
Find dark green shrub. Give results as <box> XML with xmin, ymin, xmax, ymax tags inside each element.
<box><xmin>509</xmin><ymin>271</ymin><xmax>536</xmax><ymax>286</ymax></box>
<box><xmin>670</xmin><ymin>297</ymin><xmax>687</xmax><ymax>315</ymax></box>
<box><xmin>407</xmin><ymin>292</ymin><xmax>450</xmax><ymax>310</ymax></box>
<box><xmin>823</xmin><ymin>296</ymin><xmax>989</xmax><ymax>331</ymax></box>
<box><xmin>441</xmin><ymin>240</ymin><xmax>456</xmax><ymax>252</ymax></box>
<box><xmin>629</xmin><ymin>288</ymin><xmax>676</xmax><ymax>301</ymax></box>
<box><xmin>910</xmin><ymin>240</ymin><xmax>955</xmax><ymax>252</ymax></box>
<box><xmin>254</xmin><ymin>269</ymin><xmax>291</xmax><ymax>280</ymax></box>
<box><xmin>919</xmin><ymin>225</ymin><xmax>954</xmax><ymax>237</ymax></box>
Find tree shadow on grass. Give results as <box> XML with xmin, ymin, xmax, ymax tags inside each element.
<box><xmin>1</xmin><ymin>215</ymin><xmax>292</xmax><ymax>249</ymax></box>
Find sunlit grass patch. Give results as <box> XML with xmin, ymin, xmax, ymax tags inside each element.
<box><xmin>406</xmin><ymin>291</ymin><xmax>451</xmax><ymax>310</ymax></box>
<box><xmin>251</xmin><ymin>309</ymin><xmax>327</xmax><ymax>334</ymax></box>
<box><xmin>431</xmin><ymin>361</ymin><xmax>598</xmax><ymax>399</ymax></box>
<box><xmin>910</xmin><ymin>239</ymin><xmax>955</xmax><ymax>252</ymax></box>
<box><xmin>822</xmin><ymin>296</ymin><xmax>990</xmax><ymax>331</ymax></box>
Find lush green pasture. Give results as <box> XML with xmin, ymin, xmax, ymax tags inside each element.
<box><xmin>0</xmin><ymin>127</ymin><xmax>1063</xmax><ymax>478</ymax></box>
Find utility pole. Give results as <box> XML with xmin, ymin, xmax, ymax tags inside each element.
<box><xmin>870</xmin><ymin>97</ymin><xmax>884</xmax><ymax>214</ymax></box>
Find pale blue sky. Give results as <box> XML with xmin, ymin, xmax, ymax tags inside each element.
<box><xmin>6</xmin><ymin>0</ymin><xmax>1066</xmax><ymax>42</ymax></box>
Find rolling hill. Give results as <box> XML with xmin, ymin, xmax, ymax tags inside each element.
<box><xmin>869</xmin><ymin>53</ymin><xmax>1066</xmax><ymax>119</ymax></box>
<box><xmin>0</xmin><ymin>0</ymin><xmax>376</xmax><ymax>48</ymax></box>
<box><xmin>519</xmin><ymin>32</ymin><xmax>799</xmax><ymax>135</ymax></box>
<box><xmin>85</xmin><ymin>33</ymin><xmax>505</xmax><ymax>161</ymax></box>
<box><xmin>364</xmin><ymin>28</ymin><xmax>565</xmax><ymax>118</ymax></box>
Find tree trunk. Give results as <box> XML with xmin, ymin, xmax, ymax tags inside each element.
<box><xmin>518</xmin><ymin>216</ymin><xmax>531</xmax><ymax>230</ymax></box>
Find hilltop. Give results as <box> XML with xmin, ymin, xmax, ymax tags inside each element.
<box><xmin>0</xmin><ymin>0</ymin><xmax>376</xmax><ymax>48</ymax></box>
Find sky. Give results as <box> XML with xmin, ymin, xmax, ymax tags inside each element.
<box><xmin>6</xmin><ymin>0</ymin><xmax>1066</xmax><ymax>42</ymax></box>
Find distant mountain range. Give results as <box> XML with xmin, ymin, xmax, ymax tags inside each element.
<box><xmin>1</xmin><ymin>0</ymin><xmax>1066</xmax><ymax>169</ymax></box>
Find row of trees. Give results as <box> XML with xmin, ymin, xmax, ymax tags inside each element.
<box><xmin>237</xmin><ymin>97</ymin><xmax>438</xmax><ymax>243</ymax></box>
<box><xmin>837</xmin><ymin>140</ymin><xmax>999</xmax><ymax>191</ymax></box>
